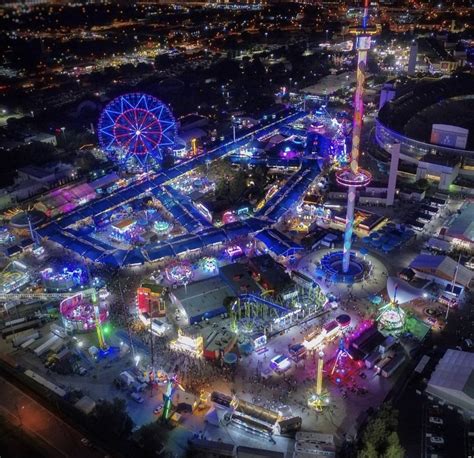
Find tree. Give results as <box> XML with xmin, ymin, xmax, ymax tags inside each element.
<box><xmin>155</xmin><ymin>53</ymin><xmax>172</xmax><ymax>68</ymax></box>
<box><xmin>223</xmin><ymin>296</ymin><xmax>237</xmax><ymax>312</ymax></box>
<box><xmin>136</xmin><ymin>422</ymin><xmax>166</xmax><ymax>457</ymax></box>
<box><xmin>383</xmin><ymin>54</ymin><xmax>396</xmax><ymax>68</ymax></box>
<box><xmin>415</xmin><ymin>178</ymin><xmax>430</xmax><ymax>191</ymax></box>
<box><xmin>362</xmin><ymin>417</ymin><xmax>388</xmax><ymax>451</ymax></box>
<box><xmin>357</xmin><ymin>403</ymin><xmax>404</xmax><ymax>458</ymax></box>
<box><xmin>92</xmin><ymin>398</ymin><xmax>133</xmax><ymax>439</ymax></box>
<box><xmin>383</xmin><ymin>432</ymin><xmax>404</xmax><ymax>458</ymax></box>
<box><xmin>358</xmin><ymin>442</ymin><xmax>378</xmax><ymax>458</ymax></box>
<box><xmin>212</xmin><ymin>58</ymin><xmax>241</xmax><ymax>82</ymax></box>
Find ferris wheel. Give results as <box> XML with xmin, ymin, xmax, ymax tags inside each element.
<box><xmin>98</xmin><ymin>93</ymin><xmax>176</xmax><ymax>169</ymax></box>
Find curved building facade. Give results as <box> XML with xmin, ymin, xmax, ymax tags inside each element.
<box><xmin>375</xmin><ymin>75</ymin><xmax>474</xmax><ymax>164</ymax></box>
<box><xmin>375</xmin><ymin>119</ymin><xmax>474</xmax><ymax>163</ymax></box>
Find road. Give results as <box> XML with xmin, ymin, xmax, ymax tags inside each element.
<box><xmin>0</xmin><ymin>374</ymin><xmax>104</xmax><ymax>458</ymax></box>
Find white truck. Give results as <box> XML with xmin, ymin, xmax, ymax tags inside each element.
<box><xmin>119</xmin><ymin>371</ymin><xmax>136</xmax><ymax>387</ymax></box>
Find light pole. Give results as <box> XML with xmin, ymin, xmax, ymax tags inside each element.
<box><xmin>445</xmin><ymin>253</ymin><xmax>461</xmax><ymax>322</ymax></box>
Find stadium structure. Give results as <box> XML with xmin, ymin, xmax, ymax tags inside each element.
<box><xmin>376</xmin><ymin>74</ymin><xmax>474</xmax><ymax>165</ymax></box>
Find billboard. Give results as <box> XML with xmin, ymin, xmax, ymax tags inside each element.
<box><xmin>430</xmin><ymin>124</ymin><xmax>469</xmax><ymax>150</ymax></box>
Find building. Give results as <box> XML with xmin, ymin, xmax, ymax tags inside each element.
<box><xmin>137</xmin><ymin>283</ymin><xmax>166</xmax><ymax>316</ymax></box>
<box><xmin>248</xmin><ymin>254</ymin><xmax>297</xmax><ymax>301</ymax></box>
<box><xmin>24</xmin><ymin>132</ymin><xmax>57</xmax><ymax>146</ymax></box>
<box><xmin>415</xmin><ymin>154</ymin><xmax>460</xmax><ymax>191</ymax></box>
<box><xmin>255</xmin><ymin>229</ymin><xmax>303</xmax><ymax>260</ymax></box>
<box><xmin>302</xmin><ymin>71</ymin><xmax>356</xmax><ymax>97</ymax></box>
<box><xmin>16</xmin><ymin>163</ymin><xmax>74</xmax><ymax>186</ymax></box>
<box><xmin>169</xmin><ymin>276</ymin><xmax>232</xmax><ymax>325</ymax></box>
<box><xmin>203</xmin><ymin>329</ymin><xmax>238</xmax><ymax>360</ymax></box>
<box><xmin>219</xmin><ymin>262</ymin><xmax>260</xmax><ymax>296</ymax></box>
<box><xmin>376</xmin><ymin>75</ymin><xmax>474</xmax><ymax>168</ymax></box>
<box><xmin>178</xmin><ymin>113</ymin><xmax>209</xmax><ymax>132</ymax></box>
<box><xmin>426</xmin><ymin>349</ymin><xmax>474</xmax><ymax>413</ymax></box>
<box><xmin>1</xmin><ymin>162</ymin><xmax>77</xmax><ymax>202</ymax></box>
<box><xmin>294</xmin><ymin>431</ymin><xmax>336</xmax><ymax>458</ymax></box>
<box><xmin>35</xmin><ymin>182</ymin><xmax>96</xmax><ymax>217</ymax></box>
<box><xmin>439</xmin><ymin>202</ymin><xmax>474</xmax><ymax>252</ymax></box>
<box><xmin>409</xmin><ymin>254</ymin><xmax>473</xmax><ymax>291</ymax></box>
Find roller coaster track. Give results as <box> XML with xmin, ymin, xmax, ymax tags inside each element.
<box><xmin>0</xmin><ymin>288</ymin><xmax>97</xmax><ymax>303</ymax></box>
<box><xmin>238</xmin><ymin>293</ymin><xmax>289</xmax><ymax>316</ymax></box>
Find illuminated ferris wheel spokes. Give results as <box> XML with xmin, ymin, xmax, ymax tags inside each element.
<box><xmin>98</xmin><ymin>93</ymin><xmax>177</xmax><ymax>169</ymax></box>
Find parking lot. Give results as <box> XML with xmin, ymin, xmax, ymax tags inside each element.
<box><xmin>422</xmin><ymin>399</ymin><xmax>467</xmax><ymax>458</ymax></box>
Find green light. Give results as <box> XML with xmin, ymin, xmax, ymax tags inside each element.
<box><xmin>103</xmin><ymin>324</ymin><xmax>111</xmax><ymax>335</ymax></box>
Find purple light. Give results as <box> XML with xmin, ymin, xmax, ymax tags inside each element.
<box><xmin>226</xmin><ymin>245</ymin><xmax>243</xmax><ymax>258</ymax></box>
<box><xmin>336</xmin><ymin>168</ymin><xmax>372</xmax><ymax>188</ymax></box>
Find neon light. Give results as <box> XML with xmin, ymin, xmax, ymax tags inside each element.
<box><xmin>226</xmin><ymin>245</ymin><xmax>243</xmax><ymax>258</ymax></box>
<box><xmin>98</xmin><ymin>93</ymin><xmax>177</xmax><ymax>169</ymax></box>
<box><xmin>338</xmin><ymin>2</ymin><xmax>375</xmax><ymax>274</ymax></box>
<box><xmin>195</xmin><ymin>202</ymin><xmax>212</xmax><ymax>222</ymax></box>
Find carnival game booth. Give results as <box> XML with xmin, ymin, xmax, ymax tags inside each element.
<box><xmin>170</xmin><ymin>328</ymin><xmax>204</xmax><ymax>357</ymax></box>
<box><xmin>137</xmin><ymin>283</ymin><xmax>166</xmax><ymax>316</ymax></box>
<box><xmin>203</xmin><ymin>329</ymin><xmax>238</xmax><ymax>361</ymax></box>
<box><xmin>304</xmin><ymin>319</ymin><xmax>342</xmax><ymax>351</ymax></box>
<box><xmin>60</xmin><ymin>293</ymin><xmax>108</xmax><ymax>333</ymax></box>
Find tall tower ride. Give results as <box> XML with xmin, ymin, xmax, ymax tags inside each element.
<box><xmin>336</xmin><ymin>0</ymin><xmax>376</xmax><ymax>274</ymax></box>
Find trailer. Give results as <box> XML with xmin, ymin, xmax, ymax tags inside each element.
<box><xmin>1</xmin><ymin>319</ymin><xmax>42</xmax><ymax>339</ymax></box>
<box><xmin>34</xmin><ymin>334</ymin><xmax>60</xmax><ymax>357</ymax></box>
<box><xmin>49</xmin><ymin>338</ymin><xmax>65</xmax><ymax>354</ymax></box>
<box><xmin>365</xmin><ymin>349</ymin><xmax>381</xmax><ymax>369</ymax></box>
<box><xmin>24</xmin><ymin>369</ymin><xmax>66</xmax><ymax>398</ymax></box>
<box><xmin>351</xmin><ymin>326</ymin><xmax>378</xmax><ymax>350</ymax></box>
<box><xmin>381</xmin><ymin>353</ymin><xmax>406</xmax><ymax>378</ymax></box>
<box><xmin>11</xmin><ymin>330</ymin><xmax>40</xmax><ymax>347</ymax></box>
<box><xmin>379</xmin><ymin>335</ymin><xmax>397</xmax><ymax>354</ymax></box>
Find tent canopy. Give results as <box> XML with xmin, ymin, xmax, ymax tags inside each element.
<box><xmin>387</xmin><ymin>276</ymin><xmax>423</xmax><ymax>305</ymax></box>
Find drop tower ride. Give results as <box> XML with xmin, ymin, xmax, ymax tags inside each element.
<box><xmin>336</xmin><ymin>0</ymin><xmax>377</xmax><ymax>274</ymax></box>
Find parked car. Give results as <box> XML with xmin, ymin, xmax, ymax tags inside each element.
<box><xmin>81</xmin><ymin>438</ymin><xmax>92</xmax><ymax>448</ymax></box>
<box><xmin>429</xmin><ymin>436</ymin><xmax>445</xmax><ymax>445</ymax></box>
<box><xmin>130</xmin><ymin>392</ymin><xmax>144</xmax><ymax>404</ymax></box>
<box><xmin>429</xmin><ymin>417</ymin><xmax>444</xmax><ymax>425</ymax></box>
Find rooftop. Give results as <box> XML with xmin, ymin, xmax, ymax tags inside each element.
<box><xmin>219</xmin><ymin>262</ymin><xmax>260</xmax><ymax>296</ymax></box>
<box><xmin>409</xmin><ymin>254</ymin><xmax>473</xmax><ymax>288</ymax></box>
<box><xmin>445</xmin><ymin>202</ymin><xmax>474</xmax><ymax>243</ymax></box>
<box><xmin>249</xmin><ymin>254</ymin><xmax>295</xmax><ymax>295</ymax></box>
<box><xmin>427</xmin><ymin>349</ymin><xmax>474</xmax><ymax>411</ymax></box>
<box><xmin>172</xmin><ymin>276</ymin><xmax>233</xmax><ymax>319</ymax></box>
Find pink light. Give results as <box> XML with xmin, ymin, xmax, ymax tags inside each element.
<box><xmin>226</xmin><ymin>245</ymin><xmax>243</xmax><ymax>258</ymax></box>
<box><xmin>335</xmin><ymin>168</ymin><xmax>372</xmax><ymax>188</ymax></box>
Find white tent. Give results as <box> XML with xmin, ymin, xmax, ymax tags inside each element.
<box><xmin>386</xmin><ymin>277</ymin><xmax>422</xmax><ymax>305</ymax></box>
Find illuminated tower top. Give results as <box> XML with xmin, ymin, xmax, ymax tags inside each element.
<box><xmin>347</xmin><ymin>0</ymin><xmax>376</xmax><ymax>177</ymax></box>
<box><xmin>336</xmin><ymin>0</ymin><xmax>376</xmax><ymax>276</ymax></box>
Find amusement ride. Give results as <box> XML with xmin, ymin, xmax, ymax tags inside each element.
<box><xmin>321</xmin><ymin>0</ymin><xmax>377</xmax><ymax>283</ymax></box>
<box><xmin>98</xmin><ymin>93</ymin><xmax>177</xmax><ymax>171</ymax></box>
